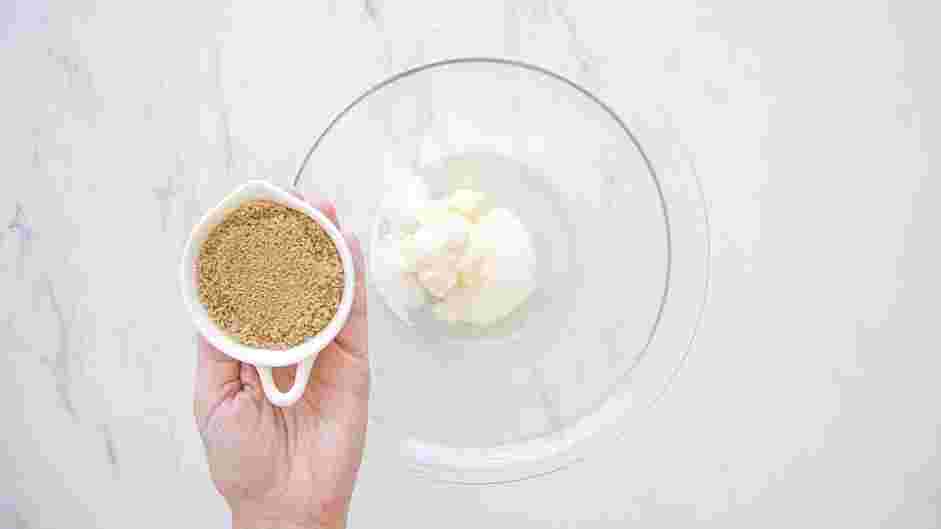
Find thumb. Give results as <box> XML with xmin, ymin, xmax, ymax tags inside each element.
<box><xmin>303</xmin><ymin>231</ymin><xmax>370</xmax><ymax>402</ymax></box>
<box><xmin>334</xmin><ymin>231</ymin><xmax>367</xmax><ymax>356</ymax></box>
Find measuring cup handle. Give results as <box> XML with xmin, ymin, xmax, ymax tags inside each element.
<box><xmin>257</xmin><ymin>356</ymin><xmax>315</xmax><ymax>407</ymax></box>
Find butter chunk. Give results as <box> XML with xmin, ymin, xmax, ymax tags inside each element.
<box><xmin>447</xmin><ymin>189</ymin><xmax>487</xmax><ymax>221</ymax></box>
<box><xmin>414</xmin><ymin>199</ymin><xmax>452</xmax><ymax>226</ymax></box>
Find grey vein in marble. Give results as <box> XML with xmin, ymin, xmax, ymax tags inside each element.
<box><xmin>14</xmin><ymin>511</ymin><xmax>30</xmax><ymax>529</ymax></box>
<box><xmin>382</xmin><ymin>36</ymin><xmax>425</xmax><ymax>74</ymax></box>
<box><xmin>533</xmin><ymin>369</ymin><xmax>564</xmax><ymax>434</ymax></box>
<box><xmin>47</xmin><ymin>47</ymin><xmax>83</xmax><ymax>88</ymax></box>
<box><xmin>99</xmin><ymin>423</ymin><xmax>120</xmax><ymax>477</ymax></box>
<box><xmin>213</xmin><ymin>46</ymin><xmax>235</xmax><ymax>174</ymax></box>
<box><xmin>78</xmin><ymin>309</ymin><xmax>95</xmax><ymax>368</ymax></box>
<box><xmin>703</xmin><ymin>79</ymin><xmax>729</xmax><ymax>105</ymax></box>
<box><xmin>733</xmin><ymin>48</ymin><xmax>761</xmax><ymax>79</ymax></box>
<box><xmin>1</xmin><ymin>314</ymin><xmax>15</xmax><ymax>344</ymax></box>
<box><xmin>163</xmin><ymin>414</ymin><xmax>183</xmax><ymax>472</ymax></box>
<box><xmin>553</xmin><ymin>0</ymin><xmax>599</xmax><ymax>85</ymax></box>
<box><xmin>896</xmin><ymin>104</ymin><xmax>916</xmax><ymax>128</ymax></box>
<box><xmin>505</xmin><ymin>0</ymin><xmax>553</xmax><ymax>57</ymax></box>
<box><xmin>504</xmin><ymin>2</ymin><xmax>522</xmax><ymax>57</ymax></box>
<box><xmin>363</xmin><ymin>0</ymin><xmax>382</xmax><ymax>26</ymax></box>
<box><xmin>529</xmin><ymin>0</ymin><xmax>552</xmax><ymax>21</ymax></box>
<box><xmin>138</xmin><ymin>346</ymin><xmax>154</xmax><ymax>392</ymax></box>
<box><xmin>727</xmin><ymin>484</ymin><xmax>738</xmax><ymax>513</ymax></box>
<box><xmin>152</xmin><ymin>163</ymin><xmax>182</xmax><ymax>233</ymax></box>
<box><xmin>116</xmin><ymin>324</ymin><xmax>132</xmax><ymax>369</ymax></box>
<box><xmin>599</xmin><ymin>150</ymin><xmax>623</xmax><ymax>210</ymax></box>
<box><xmin>574</xmin><ymin>355</ymin><xmax>584</xmax><ymax>386</ymax></box>
<box><xmin>46</xmin><ymin>47</ymin><xmax>99</xmax><ymax>123</ymax></box>
<box><xmin>600</xmin><ymin>320</ymin><xmax>625</xmax><ymax>368</ymax></box>
<box><xmin>31</xmin><ymin>127</ymin><xmax>41</xmax><ymax>169</ymax></box>
<box><xmin>31</xmin><ymin>276</ymin><xmax>43</xmax><ymax>312</ymax></box>
<box><xmin>180</xmin><ymin>187</ymin><xmax>203</xmax><ymax>243</ymax></box>
<box><xmin>664</xmin><ymin>48</ymin><xmax>683</xmax><ymax>73</ymax></box>
<box><xmin>8</xmin><ymin>202</ymin><xmax>35</xmax><ymax>280</ymax></box>
<box><xmin>220</xmin><ymin>107</ymin><xmax>234</xmax><ymax>174</ymax></box>
<box><xmin>40</xmin><ymin>276</ymin><xmax>79</xmax><ymax>420</ymax></box>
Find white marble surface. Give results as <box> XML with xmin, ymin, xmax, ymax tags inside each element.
<box><xmin>2</xmin><ymin>0</ymin><xmax>939</xmax><ymax>527</ymax></box>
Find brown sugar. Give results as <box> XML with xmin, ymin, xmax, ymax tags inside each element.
<box><xmin>197</xmin><ymin>200</ymin><xmax>344</xmax><ymax>349</ymax></box>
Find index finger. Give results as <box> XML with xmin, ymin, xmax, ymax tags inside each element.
<box><xmin>335</xmin><ymin>231</ymin><xmax>367</xmax><ymax>357</ymax></box>
<box><xmin>290</xmin><ymin>188</ymin><xmax>339</xmax><ymax>228</ymax></box>
<box><xmin>194</xmin><ymin>334</ymin><xmax>241</xmax><ymax>428</ymax></box>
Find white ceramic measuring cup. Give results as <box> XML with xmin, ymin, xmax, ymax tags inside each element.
<box><xmin>179</xmin><ymin>180</ymin><xmax>356</xmax><ymax>407</ymax></box>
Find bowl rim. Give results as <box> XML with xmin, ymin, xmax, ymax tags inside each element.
<box><xmin>292</xmin><ymin>58</ymin><xmax>711</xmax><ymax>485</ymax></box>
<box><xmin>179</xmin><ymin>180</ymin><xmax>356</xmax><ymax>368</ymax></box>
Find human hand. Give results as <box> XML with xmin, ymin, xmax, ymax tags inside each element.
<box><xmin>193</xmin><ymin>196</ymin><xmax>368</xmax><ymax>529</ymax></box>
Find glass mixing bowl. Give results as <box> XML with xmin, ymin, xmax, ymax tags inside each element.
<box><xmin>295</xmin><ymin>58</ymin><xmax>709</xmax><ymax>483</ymax></box>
